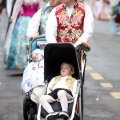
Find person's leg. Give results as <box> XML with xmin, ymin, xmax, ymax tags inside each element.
<box><xmin>57</xmin><ymin>90</ymin><xmax>69</xmax><ymax>118</ymax></box>
<box><xmin>40</xmin><ymin>95</ymin><xmax>59</xmax><ymax>120</ymax></box>
<box><xmin>57</xmin><ymin>90</ymin><xmax>68</xmax><ymax>111</ymax></box>
<box><xmin>40</xmin><ymin>95</ymin><xmax>55</xmax><ymax>113</ymax></box>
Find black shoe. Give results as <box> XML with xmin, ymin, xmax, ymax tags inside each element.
<box><xmin>46</xmin><ymin>112</ymin><xmax>59</xmax><ymax>120</ymax></box>
<box><xmin>59</xmin><ymin>111</ymin><xmax>69</xmax><ymax>118</ymax></box>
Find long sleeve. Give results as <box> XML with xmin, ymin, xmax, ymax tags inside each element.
<box><xmin>11</xmin><ymin>0</ymin><xmax>23</xmax><ymax>19</ymax></box>
<box><xmin>74</xmin><ymin>5</ymin><xmax>94</xmax><ymax>47</ymax></box>
<box><xmin>27</xmin><ymin>8</ymin><xmax>42</xmax><ymax>38</ymax></box>
<box><xmin>46</xmin><ymin>8</ymin><xmax>58</xmax><ymax>43</ymax></box>
<box><xmin>6</xmin><ymin>0</ymin><xmax>13</xmax><ymax>17</ymax></box>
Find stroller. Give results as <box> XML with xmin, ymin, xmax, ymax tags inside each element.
<box><xmin>23</xmin><ymin>36</ymin><xmax>47</xmax><ymax>120</ymax></box>
<box><xmin>37</xmin><ymin>42</ymin><xmax>87</xmax><ymax>120</ymax></box>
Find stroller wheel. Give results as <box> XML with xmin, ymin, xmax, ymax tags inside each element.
<box><xmin>23</xmin><ymin>97</ymin><xmax>29</xmax><ymax>120</ymax></box>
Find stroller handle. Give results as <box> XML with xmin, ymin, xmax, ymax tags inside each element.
<box><xmin>30</xmin><ymin>34</ymin><xmax>46</xmax><ymax>42</ymax></box>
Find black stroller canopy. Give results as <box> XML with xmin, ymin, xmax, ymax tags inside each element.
<box><xmin>44</xmin><ymin>43</ymin><xmax>80</xmax><ymax>82</ymax></box>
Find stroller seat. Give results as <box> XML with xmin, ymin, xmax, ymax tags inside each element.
<box><xmin>37</xmin><ymin>43</ymin><xmax>87</xmax><ymax>120</ymax></box>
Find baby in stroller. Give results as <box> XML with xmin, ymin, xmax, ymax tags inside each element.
<box><xmin>21</xmin><ymin>48</ymin><xmax>45</xmax><ymax>104</ymax></box>
<box><xmin>21</xmin><ymin>36</ymin><xmax>47</xmax><ymax>120</ymax></box>
<box><xmin>39</xmin><ymin>62</ymin><xmax>77</xmax><ymax>120</ymax></box>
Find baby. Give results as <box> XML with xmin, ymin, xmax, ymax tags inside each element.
<box><xmin>39</xmin><ymin>62</ymin><xmax>77</xmax><ymax>120</ymax></box>
<box><xmin>21</xmin><ymin>49</ymin><xmax>45</xmax><ymax>103</ymax></box>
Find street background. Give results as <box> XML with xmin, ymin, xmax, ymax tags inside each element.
<box><xmin>0</xmin><ymin>4</ymin><xmax>120</xmax><ymax>120</ymax></box>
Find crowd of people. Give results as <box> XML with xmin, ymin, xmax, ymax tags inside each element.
<box><xmin>92</xmin><ymin>0</ymin><xmax>120</xmax><ymax>35</ymax></box>
<box><xmin>93</xmin><ymin>0</ymin><xmax>111</xmax><ymax>20</ymax></box>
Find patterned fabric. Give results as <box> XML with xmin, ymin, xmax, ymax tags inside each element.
<box><xmin>55</xmin><ymin>3</ymin><xmax>85</xmax><ymax>44</ymax></box>
<box><xmin>6</xmin><ymin>3</ymin><xmax>39</xmax><ymax>69</ymax></box>
<box><xmin>21</xmin><ymin>60</ymin><xmax>44</xmax><ymax>93</ymax></box>
<box><xmin>50</xmin><ymin>75</ymin><xmax>75</xmax><ymax>92</ymax></box>
<box><xmin>7</xmin><ymin>16</ymin><xmax>30</xmax><ymax>69</ymax></box>
<box><xmin>39</xmin><ymin>6</ymin><xmax>52</xmax><ymax>35</ymax></box>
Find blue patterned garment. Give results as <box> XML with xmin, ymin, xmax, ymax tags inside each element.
<box><xmin>39</xmin><ymin>6</ymin><xmax>52</xmax><ymax>34</ymax></box>
<box><xmin>7</xmin><ymin>16</ymin><xmax>31</xmax><ymax>69</ymax></box>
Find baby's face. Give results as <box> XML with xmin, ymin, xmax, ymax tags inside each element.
<box><xmin>32</xmin><ymin>53</ymin><xmax>43</xmax><ymax>61</ymax></box>
<box><xmin>60</xmin><ymin>63</ymin><xmax>74</xmax><ymax>76</ymax></box>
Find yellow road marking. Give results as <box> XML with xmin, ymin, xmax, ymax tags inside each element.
<box><xmin>87</xmin><ymin>68</ymin><xmax>120</xmax><ymax>100</ymax></box>
<box><xmin>86</xmin><ymin>65</ymin><xmax>92</xmax><ymax>70</ymax></box>
<box><xmin>110</xmin><ymin>92</ymin><xmax>120</xmax><ymax>99</ymax></box>
<box><xmin>100</xmin><ymin>83</ymin><xmax>113</xmax><ymax>88</ymax></box>
<box><xmin>90</xmin><ymin>73</ymin><xmax>104</xmax><ymax>80</ymax></box>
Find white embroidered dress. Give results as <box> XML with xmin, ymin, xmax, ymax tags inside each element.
<box><xmin>21</xmin><ymin>60</ymin><xmax>44</xmax><ymax>93</ymax></box>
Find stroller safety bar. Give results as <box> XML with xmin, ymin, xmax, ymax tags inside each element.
<box><xmin>37</xmin><ymin>104</ymin><xmax>42</xmax><ymax>120</ymax></box>
<box><xmin>68</xmin><ymin>80</ymin><xmax>81</xmax><ymax>120</ymax></box>
<box><xmin>81</xmin><ymin>59</ymin><xmax>86</xmax><ymax>76</ymax></box>
<box><xmin>68</xmin><ymin>94</ymin><xmax>79</xmax><ymax>120</ymax></box>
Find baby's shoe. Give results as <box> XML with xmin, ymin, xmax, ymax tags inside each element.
<box><xmin>59</xmin><ymin>111</ymin><xmax>69</xmax><ymax>118</ymax></box>
<box><xmin>46</xmin><ymin>112</ymin><xmax>59</xmax><ymax>120</ymax></box>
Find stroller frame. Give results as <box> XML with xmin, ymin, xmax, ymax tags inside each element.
<box><xmin>37</xmin><ymin>43</ymin><xmax>87</xmax><ymax>120</ymax></box>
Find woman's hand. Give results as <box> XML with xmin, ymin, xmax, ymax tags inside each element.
<box><xmin>31</xmin><ymin>33</ymin><xmax>39</xmax><ymax>39</ymax></box>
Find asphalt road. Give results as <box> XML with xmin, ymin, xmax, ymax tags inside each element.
<box><xmin>84</xmin><ymin>19</ymin><xmax>120</xmax><ymax>120</ymax></box>
<box><xmin>0</xmin><ymin>10</ymin><xmax>120</xmax><ymax>120</ymax></box>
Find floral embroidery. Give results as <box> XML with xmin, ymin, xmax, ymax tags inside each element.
<box><xmin>50</xmin><ymin>75</ymin><xmax>75</xmax><ymax>91</ymax></box>
<box><xmin>39</xmin><ymin>6</ymin><xmax>52</xmax><ymax>34</ymax></box>
<box><xmin>56</xmin><ymin>3</ymin><xmax>85</xmax><ymax>43</ymax></box>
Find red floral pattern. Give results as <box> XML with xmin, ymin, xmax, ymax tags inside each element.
<box><xmin>55</xmin><ymin>3</ymin><xmax>85</xmax><ymax>43</ymax></box>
